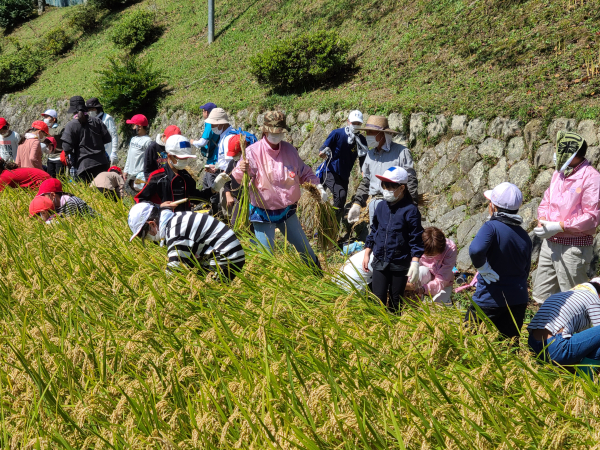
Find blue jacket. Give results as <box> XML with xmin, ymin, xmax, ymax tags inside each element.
<box><xmin>202</xmin><ymin>123</ymin><xmax>219</xmax><ymax>165</ymax></box>
<box><xmin>319</xmin><ymin>128</ymin><xmax>367</xmax><ymax>181</ymax></box>
<box><xmin>470</xmin><ymin>216</ymin><xmax>532</xmax><ymax>307</ymax></box>
<box><xmin>365</xmin><ymin>196</ymin><xmax>424</xmax><ymax>269</ymax></box>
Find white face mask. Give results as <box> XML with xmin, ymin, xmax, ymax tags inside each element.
<box><xmin>213</xmin><ymin>127</ymin><xmax>224</xmax><ymax>136</ymax></box>
<box><xmin>88</xmin><ymin>111</ymin><xmax>98</xmax><ymax>118</ymax></box>
<box><xmin>43</xmin><ymin>118</ymin><xmax>53</xmax><ymax>125</ymax></box>
<box><xmin>266</xmin><ymin>133</ymin><xmax>284</xmax><ymax>145</ymax></box>
<box><xmin>346</xmin><ymin>123</ymin><xmax>355</xmax><ymax>133</ymax></box>
<box><xmin>365</xmin><ymin>135</ymin><xmax>380</xmax><ymax>147</ymax></box>
<box><xmin>382</xmin><ymin>190</ymin><xmax>398</xmax><ymax>202</ymax></box>
<box><xmin>171</xmin><ymin>157</ymin><xmax>190</xmax><ymax>169</ymax></box>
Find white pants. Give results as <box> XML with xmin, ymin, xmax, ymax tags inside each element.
<box><xmin>337</xmin><ymin>249</ymin><xmax>373</xmax><ymax>293</ymax></box>
<box><xmin>419</xmin><ymin>266</ymin><xmax>452</xmax><ymax>305</ymax></box>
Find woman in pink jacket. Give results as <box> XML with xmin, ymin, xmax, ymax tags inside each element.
<box><xmin>232</xmin><ymin>111</ymin><xmax>328</xmax><ymax>269</ymax></box>
<box><xmin>407</xmin><ymin>227</ymin><xmax>457</xmax><ymax>305</ymax></box>
<box><xmin>533</xmin><ymin>131</ymin><xmax>600</xmax><ymax>303</ymax></box>
<box><xmin>15</xmin><ymin>121</ymin><xmax>49</xmax><ymax>170</ymax></box>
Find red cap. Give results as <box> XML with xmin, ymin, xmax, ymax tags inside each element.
<box><xmin>31</xmin><ymin>120</ymin><xmax>50</xmax><ymax>135</ymax></box>
<box><xmin>60</xmin><ymin>151</ymin><xmax>68</xmax><ymax>166</ymax></box>
<box><xmin>226</xmin><ymin>135</ymin><xmax>248</xmax><ymax>157</ymax></box>
<box><xmin>108</xmin><ymin>166</ymin><xmax>122</xmax><ymax>174</ymax></box>
<box><xmin>0</xmin><ymin>118</ymin><xmax>7</xmax><ymax>129</ymax></box>
<box><xmin>46</xmin><ymin>136</ymin><xmax>57</xmax><ymax>149</ymax></box>
<box><xmin>36</xmin><ymin>178</ymin><xmax>63</xmax><ymax>196</ymax></box>
<box><xmin>126</xmin><ymin>114</ymin><xmax>149</xmax><ymax>127</ymax></box>
<box><xmin>29</xmin><ymin>196</ymin><xmax>55</xmax><ymax>217</ymax></box>
<box><xmin>163</xmin><ymin>125</ymin><xmax>181</xmax><ymax>141</ymax></box>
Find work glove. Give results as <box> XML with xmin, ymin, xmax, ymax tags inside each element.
<box><xmin>317</xmin><ymin>184</ymin><xmax>329</xmax><ymax>202</ymax></box>
<box><xmin>476</xmin><ymin>261</ymin><xmax>500</xmax><ymax>284</ymax></box>
<box><xmin>212</xmin><ymin>173</ymin><xmax>231</xmax><ymax>192</ymax></box>
<box><xmin>320</xmin><ymin>147</ymin><xmax>332</xmax><ymax>158</ymax></box>
<box><xmin>407</xmin><ymin>261</ymin><xmax>420</xmax><ymax>286</ymax></box>
<box><xmin>533</xmin><ymin>220</ymin><xmax>563</xmax><ymax>239</ymax></box>
<box><xmin>348</xmin><ymin>203</ymin><xmax>361</xmax><ymax>223</ymax></box>
<box><xmin>110</xmin><ymin>153</ymin><xmax>119</xmax><ymax>165</ymax></box>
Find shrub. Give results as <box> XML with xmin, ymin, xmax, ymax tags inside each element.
<box><xmin>110</xmin><ymin>9</ymin><xmax>155</xmax><ymax>51</ymax></box>
<box><xmin>95</xmin><ymin>55</ymin><xmax>164</xmax><ymax>119</ymax></box>
<box><xmin>0</xmin><ymin>46</ymin><xmax>41</xmax><ymax>93</ymax></box>
<box><xmin>249</xmin><ymin>30</ymin><xmax>350</xmax><ymax>89</ymax></box>
<box><xmin>0</xmin><ymin>0</ymin><xmax>34</xmax><ymax>29</ymax></box>
<box><xmin>65</xmin><ymin>2</ymin><xmax>102</xmax><ymax>33</ymax></box>
<box><xmin>43</xmin><ymin>26</ymin><xmax>71</xmax><ymax>56</ymax></box>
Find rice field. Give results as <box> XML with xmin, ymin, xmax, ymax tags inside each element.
<box><xmin>0</xmin><ymin>184</ymin><xmax>599</xmax><ymax>449</ymax></box>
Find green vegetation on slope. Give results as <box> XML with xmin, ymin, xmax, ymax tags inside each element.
<box><xmin>3</xmin><ymin>0</ymin><xmax>600</xmax><ymax>121</ymax></box>
<box><xmin>0</xmin><ymin>184</ymin><xmax>599</xmax><ymax>448</ymax></box>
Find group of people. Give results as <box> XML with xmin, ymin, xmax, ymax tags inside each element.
<box><xmin>2</xmin><ymin>95</ymin><xmax>600</xmax><ymax>371</ymax></box>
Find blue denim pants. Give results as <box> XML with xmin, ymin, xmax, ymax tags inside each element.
<box><xmin>528</xmin><ymin>326</ymin><xmax>600</xmax><ymax>365</ymax></box>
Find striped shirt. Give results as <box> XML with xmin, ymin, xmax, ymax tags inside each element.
<box><xmin>164</xmin><ymin>211</ymin><xmax>245</xmax><ymax>271</ymax></box>
<box><xmin>57</xmin><ymin>194</ymin><xmax>97</xmax><ymax>217</ymax></box>
<box><xmin>528</xmin><ymin>284</ymin><xmax>600</xmax><ymax>338</ymax></box>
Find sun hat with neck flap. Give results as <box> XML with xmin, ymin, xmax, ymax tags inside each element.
<box><xmin>354</xmin><ymin>115</ymin><xmax>400</xmax><ymax>134</ymax></box>
<box><xmin>67</xmin><ymin>96</ymin><xmax>87</xmax><ymax>115</ymax></box>
<box><xmin>205</xmin><ymin>108</ymin><xmax>230</xmax><ymax>125</ymax></box>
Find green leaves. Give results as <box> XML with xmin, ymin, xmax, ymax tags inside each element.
<box><xmin>110</xmin><ymin>10</ymin><xmax>156</xmax><ymax>51</ymax></box>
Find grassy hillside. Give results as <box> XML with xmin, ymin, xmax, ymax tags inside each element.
<box><xmin>0</xmin><ymin>184</ymin><xmax>599</xmax><ymax>448</ymax></box>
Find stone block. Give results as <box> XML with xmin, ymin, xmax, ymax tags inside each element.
<box><xmin>468</xmin><ymin>160</ymin><xmax>487</xmax><ymax>192</ymax></box>
<box><xmin>487</xmin><ymin>117</ymin><xmax>523</xmax><ymax>140</ymax></box>
<box><xmin>286</xmin><ymin>113</ymin><xmax>296</xmax><ymax>127</ymax></box>
<box><xmin>530</xmin><ymin>169</ymin><xmax>553</xmax><ymax>198</ymax></box>
<box><xmin>468</xmin><ymin>191</ymin><xmax>487</xmax><ymax>213</ymax></box>
<box><xmin>451</xmin><ymin>115</ymin><xmax>468</xmax><ymax>133</ymax></box>
<box><xmin>459</xmin><ymin>145</ymin><xmax>479</xmax><ymax>174</ymax></box>
<box><xmin>409</xmin><ymin>112</ymin><xmax>427</xmax><ymax>144</ymax></box>
<box><xmin>466</xmin><ymin>118</ymin><xmax>487</xmax><ymax>143</ymax></box>
<box><xmin>416</xmin><ymin>149</ymin><xmax>437</xmax><ymax>176</ymax></box>
<box><xmin>577</xmin><ymin>119</ymin><xmax>598</xmax><ymax>146</ymax></box>
<box><xmin>534</xmin><ymin>142</ymin><xmax>554</xmax><ymax>168</ymax></box>
<box><xmin>447</xmin><ymin>135</ymin><xmax>466</xmax><ymax>155</ymax></box>
<box><xmin>309</xmin><ymin>110</ymin><xmax>319</xmax><ymax>122</ymax></box>
<box><xmin>450</xmin><ymin>178</ymin><xmax>474</xmax><ymax>206</ymax></box>
<box><xmin>488</xmin><ymin>157</ymin><xmax>508</xmax><ymax>188</ymax></box>
<box><xmin>434</xmin><ymin>140</ymin><xmax>447</xmax><ymax>158</ymax></box>
<box><xmin>519</xmin><ymin>197</ymin><xmax>541</xmax><ymax>232</ymax></box>
<box><xmin>506</xmin><ymin>137</ymin><xmax>525</xmax><ymax>163</ymax></box>
<box><xmin>297</xmin><ymin>111</ymin><xmax>309</xmax><ymax>123</ymax></box>
<box><xmin>587</xmin><ymin>235</ymin><xmax>600</xmax><ymax>278</ymax></box>
<box><xmin>524</xmin><ymin>119</ymin><xmax>543</xmax><ymax>153</ymax></box>
<box><xmin>388</xmin><ymin>113</ymin><xmax>403</xmax><ymax>131</ymax></box>
<box><xmin>436</xmin><ymin>205</ymin><xmax>467</xmax><ymax>232</ymax></box>
<box><xmin>427</xmin><ymin>114</ymin><xmax>448</xmax><ymax>139</ymax></box>
<box><xmin>547</xmin><ymin>117</ymin><xmax>577</xmax><ymax>143</ymax></box>
<box><xmin>433</xmin><ymin>164</ymin><xmax>461</xmax><ymax>193</ymax></box>
<box><xmin>456</xmin><ymin>212</ymin><xmax>487</xmax><ymax>246</ymax></box>
<box><xmin>456</xmin><ymin>245</ymin><xmax>473</xmax><ymax>271</ymax></box>
<box><xmin>319</xmin><ymin>111</ymin><xmax>332</xmax><ymax>123</ymax></box>
<box><xmin>478</xmin><ymin>137</ymin><xmax>505</xmax><ymax>158</ymax></box>
<box><xmin>508</xmin><ymin>160</ymin><xmax>531</xmax><ymax>191</ymax></box>
<box><xmin>429</xmin><ymin>154</ymin><xmax>448</xmax><ymax>181</ymax></box>
<box><xmin>588</xmin><ymin>146</ymin><xmax>600</xmax><ymax>169</ymax></box>
<box><xmin>426</xmin><ymin>195</ymin><xmax>451</xmax><ymax>222</ymax></box>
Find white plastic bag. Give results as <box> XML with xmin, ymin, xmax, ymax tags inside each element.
<box><xmin>336</xmin><ymin>249</ymin><xmax>373</xmax><ymax>293</ymax></box>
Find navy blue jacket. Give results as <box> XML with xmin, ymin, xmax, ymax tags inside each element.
<box><xmin>319</xmin><ymin>128</ymin><xmax>367</xmax><ymax>181</ymax></box>
<box><xmin>470</xmin><ymin>217</ymin><xmax>532</xmax><ymax>307</ymax></box>
<box><xmin>365</xmin><ymin>196</ymin><xmax>424</xmax><ymax>269</ymax></box>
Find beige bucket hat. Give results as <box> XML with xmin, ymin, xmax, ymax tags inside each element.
<box><xmin>205</xmin><ymin>107</ymin><xmax>230</xmax><ymax>125</ymax></box>
<box><xmin>354</xmin><ymin>115</ymin><xmax>400</xmax><ymax>134</ymax></box>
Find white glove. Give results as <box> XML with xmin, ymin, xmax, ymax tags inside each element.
<box><xmin>110</xmin><ymin>154</ymin><xmax>119</xmax><ymax>165</ymax></box>
<box><xmin>320</xmin><ymin>147</ymin><xmax>332</xmax><ymax>158</ymax></box>
<box><xmin>533</xmin><ymin>220</ymin><xmax>563</xmax><ymax>239</ymax></box>
<box><xmin>317</xmin><ymin>184</ymin><xmax>329</xmax><ymax>202</ymax></box>
<box><xmin>476</xmin><ymin>261</ymin><xmax>500</xmax><ymax>284</ymax></box>
<box><xmin>212</xmin><ymin>173</ymin><xmax>231</xmax><ymax>191</ymax></box>
<box><xmin>348</xmin><ymin>203</ymin><xmax>361</xmax><ymax>223</ymax></box>
<box><xmin>407</xmin><ymin>261</ymin><xmax>420</xmax><ymax>286</ymax></box>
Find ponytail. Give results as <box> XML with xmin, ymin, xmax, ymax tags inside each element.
<box><xmin>0</xmin><ymin>158</ymin><xmax>18</xmax><ymax>174</ymax></box>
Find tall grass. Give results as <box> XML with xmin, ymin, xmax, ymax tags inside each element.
<box><xmin>0</xmin><ymin>185</ymin><xmax>598</xmax><ymax>448</ymax></box>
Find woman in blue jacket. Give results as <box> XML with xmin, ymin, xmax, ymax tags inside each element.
<box><xmin>467</xmin><ymin>182</ymin><xmax>532</xmax><ymax>340</ymax></box>
<box><xmin>363</xmin><ymin>167</ymin><xmax>424</xmax><ymax>312</ymax></box>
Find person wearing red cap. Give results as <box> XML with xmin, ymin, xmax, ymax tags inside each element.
<box><xmin>42</xmin><ymin>136</ymin><xmax>67</xmax><ymax>179</ymax></box>
<box><xmin>90</xmin><ymin>166</ymin><xmax>125</xmax><ymax>201</ymax></box>
<box><xmin>144</xmin><ymin>125</ymin><xmax>180</xmax><ymax>179</ymax></box>
<box><xmin>0</xmin><ymin>117</ymin><xmax>21</xmax><ymax>163</ymax></box>
<box><xmin>29</xmin><ymin>196</ymin><xmax>57</xmax><ymax>223</ymax></box>
<box><xmin>123</xmin><ymin>114</ymin><xmax>152</xmax><ymax>194</ymax></box>
<box><xmin>15</xmin><ymin>121</ymin><xmax>49</xmax><ymax>170</ymax></box>
<box><xmin>37</xmin><ymin>178</ymin><xmax>97</xmax><ymax>217</ymax></box>
<box><xmin>0</xmin><ymin>158</ymin><xmax>50</xmax><ymax>192</ymax></box>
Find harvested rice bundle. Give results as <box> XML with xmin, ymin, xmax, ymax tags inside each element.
<box><xmin>298</xmin><ymin>183</ymin><xmax>339</xmax><ymax>250</ymax></box>
<box><xmin>234</xmin><ymin>135</ymin><xmax>252</xmax><ymax>233</ymax></box>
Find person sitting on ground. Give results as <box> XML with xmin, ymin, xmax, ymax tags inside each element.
<box><xmin>528</xmin><ymin>278</ymin><xmax>600</xmax><ymax>368</ymax></box>
<box><xmin>16</xmin><ymin>121</ymin><xmax>49</xmax><ymax>170</ymax></box>
<box><xmin>0</xmin><ymin>158</ymin><xmax>50</xmax><ymax>192</ymax></box>
<box><xmin>29</xmin><ymin>195</ymin><xmax>58</xmax><ymax>223</ymax></box>
<box><xmin>0</xmin><ymin>117</ymin><xmax>21</xmax><ymax>163</ymax></box>
<box><xmin>144</xmin><ymin>125</ymin><xmax>181</xmax><ymax>179</ymax></box>
<box><xmin>128</xmin><ymin>202</ymin><xmax>245</xmax><ymax>282</ymax></box>
<box><xmin>362</xmin><ymin>167</ymin><xmax>424</xmax><ymax>312</ymax></box>
<box><xmin>41</xmin><ymin>109</ymin><xmax>66</xmax><ymax>178</ymax></box>
<box><xmin>532</xmin><ymin>131</ymin><xmax>600</xmax><ymax>304</ymax></box>
<box><xmin>123</xmin><ymin>114</ymin><xmax>153</xmax><ymax>194</ymax></box>
<box><xmin>348</xmin><ymin>115</ymin><xmax>418</xmax><ymax>226</ymax></box>
<box><xmin>85</xmin><ymin>98</ymin><xmax>119</xmax><ymax>165</ymax></box>
<box><xmin>232</xmin><ymin>111</ymin><xmax>328</xmax><ymax>269</ymax></box>
<box><xmin>466</xmin><ymin>182</ymin><xmax>532</xmax><ymax>340</ymax></box>
<box><xmin>407</xmin><ymin>227</ymin><xmax>457</xmax><ymax>305</ymax></box>
<box><xmin>36</xmin><ymin>178</ymin><xmax>97</xmax><ymax>217</ymax></box>
<box><xmin>135</xmin><ymin>135</ymin><xmax>230</xmax><ymax>213</ymax></box>
<box><xmin>90</xmin><ymin>166</ymin><xmax>125</xmax><ymax>201</ymax></box>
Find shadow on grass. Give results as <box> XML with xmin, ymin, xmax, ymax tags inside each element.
<box><xmin>214</xmin><ymin>0</ymin><xmax>260</xmax><ymax>40</ymax></box>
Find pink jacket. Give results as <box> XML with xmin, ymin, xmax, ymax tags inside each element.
<box><xmin>16</xmin><ymin>136</ymin><xmax>43</xmax><ymax>170</ymax></box>
<box><xmin>538</xmin><ymin>160</ymin><xmax>600</xmax><ymax>238</ymax></box>
<box><xmin>231</xmin><ymin>137</ymin><xmax>319</xmax><ymax>210</ymax></box>
<box><xmin>420</xmin><ymin>238</ymin><xmax>457</xmax><ymax>296</ymax></box>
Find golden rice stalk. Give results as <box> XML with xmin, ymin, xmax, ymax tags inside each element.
<box><xmin>233</xmin><ymin>135</ymin><xmax>252</xmax><ymax>233</ymax></box>
<box><xmin>298</xmin><ymin>183</ymin><xmax>339</xmax><ymax>250</ymax></box>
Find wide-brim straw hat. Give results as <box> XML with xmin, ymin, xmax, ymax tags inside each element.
<box><xmin>205</xmin><ymin>107</ymin><xmax>230</xmax><ymax>125</ymax></box>
<box><xmin>354</xmin><ymin>115</ymin><xmax>400</xmax><ymax>134</ymax></box>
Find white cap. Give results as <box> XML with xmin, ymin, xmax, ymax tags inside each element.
<box><xmin>484</xmin><ymin>182</ymin><xmax>523</xmax><ymax>211</ymax></box>
<box><xmin>375</xmin><ymin>166</ymin><xmax>408</xmax><ymax>184</ymax></box>
<box><xmin>348</xmin><ymin>110</ymin><xmax>363</xmax><ymax>124</ymax></box>
<box><xmin>590</xmin><ymin>277</ymin><xmax>600</xmax><ymax>285</ymax></box>
<box><xmin>165</xmin><ymin>135</ymin><xmax>197</xmax><ymax>159</ymax></box>
<box><xmin>128</xmin><ymin>202</ymin><xmax>155</xmax><ymax>241</ymax></box>
<box><xmin>42</xmin><ymin>109</ymin><xmax>57</xmax><ymax>119</ymax></box>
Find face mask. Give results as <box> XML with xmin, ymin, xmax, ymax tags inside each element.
<box><xmin>43</xmin><ymin>118</ymin><xmax>52</xmax><ymax>125</ymax></box>
<box><xmin>133</xmin><ymin>126</ymin><xmax>140</xmax><ymax>134</ymax></box>
<box><xmin>266</xmin><ymin>133</ymin><xmax>284</xmax><ymax>145</ymax></box>
<box><xmin>213</xmin><ymin>127</ymin><xmax>224</xmax><ymax>136</ymax></box>
<box><xmin>88</xmin><ymin>111</ymin><xmax>97</xmax><ymax>118</ymax></box>
<box><xmin>365</xmin><ymin>135</ymin><xmax>379</xmax><ymax>147</ymax></box>
<box><xmin>382</xmin><ymin>189</ymin><xmax>398</xmax><ymax>202</ymax></box>
<box><xmin>146</xmin><ymin>231</ymin><xmax>161</xmax><ymax>242</ymax></box>
<box><xmin>346</xmin><ymin>124</ymin><xmax>355</xmax><ymax>133</ymax></box>
<box><xmin>171</xmin><ymin>157</ymin><xmax>190</xmax><ymax>169</ymax></box>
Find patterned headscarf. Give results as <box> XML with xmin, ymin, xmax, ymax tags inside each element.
<box><xmin>556</xmin><ymin>131</ymin><xmax>585</xmax><ymax>178</ymax></box>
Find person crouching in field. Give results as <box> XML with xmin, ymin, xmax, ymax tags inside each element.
<box><xmin>0</xmin><ymin>158</ymin><xmax>50</xmax><ymax>192</ymax></box>
<box><xmin>528</xmin><ymin>278</ymin><xmax>600</xmax><ymax>369</ymax></box>
<box><xmin>128</xmin><ymin>202</ymin><xmax>245</xmax><ymax>282</ymax></box>
<box><xmin>36</xmin><ymin>178</ymin><xmax>97</xmax><ymax>217</ymax></box>
<box><xmin>90</xmin><ymin>166</ymin><xmax>125</xmax><ymax>201</ymax></box>
<box><xmin>29</xmin><ymin>196</ymin><xmax>58</xmax><ymax>223</ymax></box>
<box><xmin>362</xmin><ymin>167</ymin><xmax>424</xmax><ymax>312</ymax></box>
<box><xmin>466</xmin><ymin>182</ymin><xmax>532</xmax><ymax>340</ymax></box>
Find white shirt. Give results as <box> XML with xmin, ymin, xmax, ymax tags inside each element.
<box><xmin>124</xmin><ymin>135</ymin><xmax>152</xmax><ymax>175</ymax></box>
<box><xmin>0</xmin><ymin>131</ymin><xmax>20</xmax><ymax>162</ymax></box>
<box><xmin>99</xmin><ymin>112</ymin><xmax>119</xmax><ymax>158</ymax></box>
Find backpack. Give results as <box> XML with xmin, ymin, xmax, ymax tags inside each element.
<box><xmin>221</xmin><ymin>127</ymin><xmax>258</xmax><ymax>147</ymax></box>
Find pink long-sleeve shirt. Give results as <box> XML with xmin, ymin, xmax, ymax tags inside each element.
<box><xmin>15</xmin><ymin>136</ymin><xmax>43</xmax><ymax>170</ymax></box>
<box><xmin>537</xmin><ymin>160</ymin><xmax>600</xmax><ymax>238</ymax></box>
<box><xmin>420</xmin><ymin>238</ymin><xmax>457</xmax><ymax>296</ymax></box>
<box><xmin>231</xmin><ymin>137</ymin><xmax>319</xmax><ymax>211</ymax></box>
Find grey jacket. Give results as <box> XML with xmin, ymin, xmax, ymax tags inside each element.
<box><xmin>353</xmin><ymin>142</ymin><xmax>418</xmax><ymax>206</ymax></box>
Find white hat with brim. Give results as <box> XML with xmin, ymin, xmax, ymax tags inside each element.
<box><xmin>484</xmin><ymin>182</ymin><xmax>523</xmax><ymax>210</ymax></box>
<box><xmin>165</xmin><ymin>135</ymin><xmax>197</xmax><ymax>159</ymax></box>
<box><xmin>128</xmin><ymin>202</ymin><xmax>155</xmax><ymax>242</ymax></box>
<box><xmin>205</xmin><ymin>107</ymin><xmax>230</xmax><ymax>125</ymax></box>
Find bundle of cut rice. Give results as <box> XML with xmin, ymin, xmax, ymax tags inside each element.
<box><xmin>298</xmin><ymin>183</ymin><xmax>339</xmax><ymax>250</ymax></box>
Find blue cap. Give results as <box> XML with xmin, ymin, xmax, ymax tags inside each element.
<box><xmin>200</xmin><ymin>102</ymin><xmax>217</xmax><ymax>113</ymax></box>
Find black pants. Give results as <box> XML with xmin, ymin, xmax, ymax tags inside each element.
<box><xmin>371</xmin><ymin>267</ymin><xmax>408</xmax><ymax>312</ymax></box>
<box><xmin>464</xmin><ymin>303</ymin><xmax>527</xmax><ymax>340</ymax></box>
<box><xmin>202</xmin><ymin>171</ymin><xmax>220</xmax><ymax>215</ymax></box>
<box><xmin>47</xmin><ymin>160</ymin><xmax>66</xmax><ymax>179</ymax></box>
<box><xmin>78</xmin><ymin>164</ymin><xmax>108</xmax><ymax>183</ymax></box>
<box><xmin>208</xmin><ymin>260</ymin><xmax>245</xmax><ymax>283</ymax></box>
<box><xmin>321</xmin><ymin>170</ymin><xmax>349</xmax><ymax>222</ymax></box>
